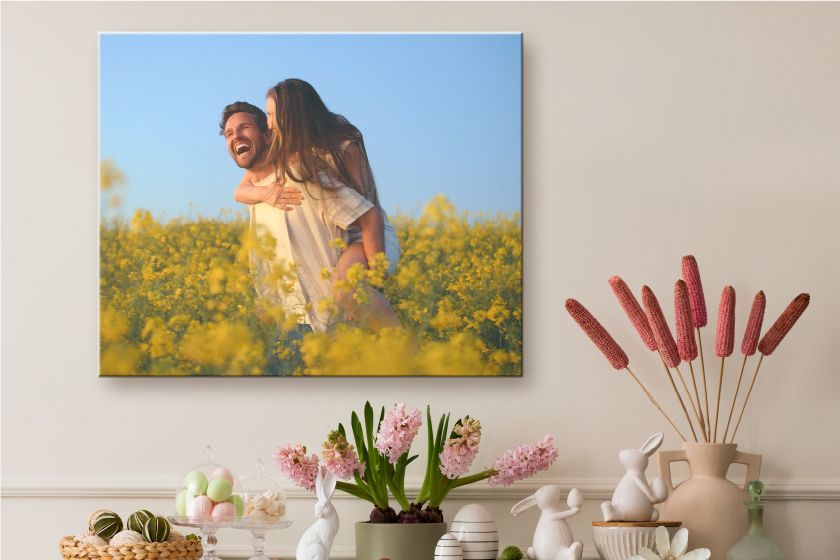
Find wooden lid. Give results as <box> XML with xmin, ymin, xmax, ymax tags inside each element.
<box><xmin>592</xmin><ymin>521</ymin><xmax>682</xmax><ymax>527</ymax></box>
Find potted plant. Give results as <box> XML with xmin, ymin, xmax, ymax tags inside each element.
<box><xmin>275</xmin><ymin>402</ymin><xmax>558</xmax><ymax>560</ymax></box>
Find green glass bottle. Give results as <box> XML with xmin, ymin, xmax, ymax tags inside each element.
<box><xmin>726</xmin><ymin>480</ymin><xmax>784</xmax><ymax>560</ymax></box>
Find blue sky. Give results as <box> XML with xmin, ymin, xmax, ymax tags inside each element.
<box><xmin>100</xmin><ymin>33</ymin><xmax>521</xmax><ymax>220</ymax></box>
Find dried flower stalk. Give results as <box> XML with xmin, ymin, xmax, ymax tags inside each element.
<box><xmin>610</xmin><ymin>276</ymin><xmax>658</xmax><ymax>351</ymax></box>
<box><xmin>565</xmin><ymin>299</ymin><xmax>628</xmax><ymax>370</ymax></box>
<box><xmin>642</xmin><ymin>286</ymin><xmax>681</xmax><ymax>368</ymax></box>
<box><xmin>758</xmin><ymin>293</ymin><xmax>810</xmax><ymax>356</ymax></box>
<box><xmin>741</xmin><ymin>291</ymin><xmax>766</xmax><ymax>356</ymax></box>
<box><xmin>682</xmin><ymin>256</ymin><xmax>708</xmax><ymax>327</ymax></box>
<box><xmin>715</xmin><ymin>286</ymin><xmax>736</xmax><ymax>358</ymax></box>
<box><xmin>675</xmin><ymin>280</ymin><xmax>707</xmax><ymax>439</ymax></box>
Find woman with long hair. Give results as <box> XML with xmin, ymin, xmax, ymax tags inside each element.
<box><xmin>234</xmin><ymin>79</ymin><xmax>400</xmax><ymax>331</ymax></box>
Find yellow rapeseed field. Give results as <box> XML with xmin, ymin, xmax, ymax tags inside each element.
<box><xmin>100</xmin><ymin>189</ymin><xmax>521</xmax><ymax>376</ymax></box>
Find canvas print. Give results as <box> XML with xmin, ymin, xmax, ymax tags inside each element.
<box><xmin>99</xmin><ymin>33</ymin><xmax>522</xmax><ymax>376</ymax></box>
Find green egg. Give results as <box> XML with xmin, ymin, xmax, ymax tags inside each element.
<box><xmin>227</xmin><ymin>494</ymin><xmax>244</xmax><ymax>517</ymax></box>
<box><xmin>184</xmin><ymin>470</ymin><xmax>208</xmax><ymax>495</ymax></box>
<box><xmin>206</xmin><ymin>477</ymin><xmax>232</xmax><ymax>502</ymax></box>
<box><xmin>175</xmin><ymin>489</ymin><xmax>188</xmax><ymax>516</ymax></box>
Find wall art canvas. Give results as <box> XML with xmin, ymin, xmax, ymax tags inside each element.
<box><xmin>99</xmin><ymin>33</ymin><xmax>522</xmax><ymax>376</ymax></box>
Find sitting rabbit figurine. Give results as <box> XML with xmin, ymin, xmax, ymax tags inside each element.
<box><xmin>601</xmin><ymin>432</ymin><xmax>669</xmax><ymax>522</ymax></box>
<box><xmin>511</xmin><ymin>485</ymin><xmax>584</xmax><ymax>560</ymax></box>
<box><xmin>296</xmin><ymin>467</ymin><xmax>339</xmax><ymax>560</ymax></box>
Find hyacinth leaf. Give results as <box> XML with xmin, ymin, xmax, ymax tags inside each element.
<box><xmin>350</xmin><ymin>413</ymin><xmax>366</xmax><ymax>462</ymax></box>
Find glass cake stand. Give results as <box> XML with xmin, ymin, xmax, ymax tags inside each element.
<box><xmin>167</xmin><ymin>517</ymin><xmax>237</xmax><ymax>560</ymax></box>
<box><xmin>231</xmin><ymin>519</ymin><xmax>294</xmax><ymax>560</ymax></box>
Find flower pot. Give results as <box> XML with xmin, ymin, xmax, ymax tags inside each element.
<box><xmin>659</xmin><ymin>443</ymin><xmax>761</xmax><ymax>560</ymax></box>
<box><xmin>592</xmin><ymin>521</ymin><xmax>681</xmax><ymax>560</ymax></box>
<box><xmin>355</xmin><ymin>521</ymin><xmax>448</xmax><ymax>560</ymax></box>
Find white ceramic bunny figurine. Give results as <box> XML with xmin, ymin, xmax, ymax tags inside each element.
<box><xmin>296</xmin><ymin>467</ymin><xmax>339</xmax><ymax>560</ymax></box>
<box><xmin>601</xmin><ymin>432</ymin><xmax>668</xmax><ymax>522</ymax></box>
<box><xmin>511</xmin><ymin>485</ymin><xmax>584</xmax><ymax>560</ymax></box>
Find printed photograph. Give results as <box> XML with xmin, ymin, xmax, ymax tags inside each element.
<box><xmin>99</xmin><ymin>33</ymin><xmax>522</xmax><ymax>376</ymax></box>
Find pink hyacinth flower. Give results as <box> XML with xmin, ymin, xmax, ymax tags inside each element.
<box><xmin>758</xmin><ymin>293</ymin><xmax>810</xmax><ymax>356</ymax></box>
<box><xmin>715</xmin><ymin>286</ymin><xmax>736</xmax><ymax>357</ymax></box>
<box><xmin>439</xmin><ymin>417</ymin><xmax>482</xmax><ymax>479</ymax></box>
<box><xmin>374</xmin><ymin>403</ymin><xmax>422</xmax><ymax>464</ymax></box>
<box><xmin>609</xmin><ymin>276</ymin><xmax>657</xmax><ymax>351</ymax></box>
<box><xmin>274</xmin><ymin>444</ymin><xmax>320</xmax><ymax>491</ymax></box>
<box><xmin>322</xmin><ymin>430</ymin><xmax>365</xmax><ymax>480</ymax></box>
<box><xmin>675</xmin><ymin>280</ymin><xmax>698</xmax><ymax>361</ymax></box>
<box><xmin>488</xmin><ymin>434</ymin><xmax>558</xmax><ymax>487</ymax></box>
<box><xmin>641</xmin><ymin>286</ymin><xmax>681</xmax><ymax>368</ymax></box>
<box><xmin>565</xmin><ymin>299</ymin><xmax>629</xmax><ymax>370</ymax></box>
<box><xmin>741</xmin><ymin>291</ymin><xmax>766</xmax><ymax>356</ymax></box>
<box><xmin>682</xmin><ymin>255</ymin><xmax>708</xmax><ymax>328</ymax></box>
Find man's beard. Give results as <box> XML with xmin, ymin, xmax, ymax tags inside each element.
<box><xmin>234</xmin><ymin>144</ymin><xmax>266</xmax><ymax>169</ymax></box>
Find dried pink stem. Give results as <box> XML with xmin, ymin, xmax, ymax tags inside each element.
<box><xmin>565</xmin><ymin>299</ymin><xmax>628</xmax><ymax>370</ymax></box>
<box><xmin>682</xmin><ymin>255</ymin><xmax>708</xmax><ymax>327</ymax></box>
<box><xmin>758</xmin><ymin>293</ymin><xmax>811</xmax><ymax>356</ymax></box>
<box><xmin>609</xmin><ymin>276</ymin><xmax>657</xmax><ymax>351</ymax></box>
<box><xmin>741</xmin><ymin>291</ymin><xmax>766</xmax><ymax>356</ymax></box>
<box><xmin>642</xmin><ymin>286</ymin><xmax>681</xmax><ymax>367</ymax></box>
<box><xmin>675</xmin><ymin>280</ymin><xmax>698</xmax><ymax>361</ymax></box>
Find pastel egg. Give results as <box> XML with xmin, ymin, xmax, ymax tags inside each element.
<box><xmin>175</xmin><ymin>489</ymin><xmax>188</xmax><ymax>516</ymax></box>
<box><xmin>109</xmin><ymin>530</ymin><xmax>145</xmax><ymax>546</ymax></box>
<box><xmin>211</xmin><ymin>501</ymin><xmax>235</xmax><ymax>521</ymax></box>
<box><xmin>207</xmin><ymin>477</ymin><xmax>233</xmax><ymax>502</ymax></box>
<box><xmin>435</xmin><ymin>532</ymin><xmax>464</xmax><ymax>560</ymax></box>
<box><xmin>211</xmin><ymin>467</ymin><xmax>235</xmax><ymax>485</ymax></box>
<box><xmin>227</xmin><ymin>494</ymin><xmax>244</xmax><ymax>517</ymax></box>
<box><xmin>450</xmin><ymin>504</ymin><xmax>498</xmax><ymax>560</ymax></box>
<box><xmin>184</xmin><ymin>470</ymin><xmax>208</xmax><ymax>495</ymax></box>
<box><xmin>187</xmin><ymin>494</ymin><xmax>213</xmax><ymax>520</ymax></box>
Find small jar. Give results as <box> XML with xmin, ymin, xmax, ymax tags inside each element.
<box><xmin>175</xmin><ymin>445</ymin><xmax>241</xmax><ymax>522</ymax></box>
<box><xmin>726</xmin><ymin>480</ymin><xmax>784</xmax><ymax>560</ymax></box>
<box><xmin>239</xmin><ymin>459</ymin><xmax>286</xmax><ymax>524</ymax></box>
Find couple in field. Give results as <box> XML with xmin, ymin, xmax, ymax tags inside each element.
<box><xmin>220</xmin><ymin>79</ymin><xmax>400</xmax><ymax>333</ymax></box>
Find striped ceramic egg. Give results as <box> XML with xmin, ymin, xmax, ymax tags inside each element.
<box><xmin>450</xmin><ymin>504</ymin><xmax>498</xmax><ymax>560</ymax></box>
<box><xmin>435</xmin><ymin>532</ymin><xmax>463</xmax><ymax>560</ymax></box>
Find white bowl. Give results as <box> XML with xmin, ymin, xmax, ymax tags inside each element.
<box><xmin>592</xmin><ymin>522</ymin><xmax>681</xmax><ymax>560</ymax></box>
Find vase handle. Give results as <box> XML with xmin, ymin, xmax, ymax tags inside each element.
<box><xmin>658</xmin><ymin>449</ymin><xmax>688</xmax><ymax>494</ymax></box>
<box><xmin>732</xmin><ymin>451</ymin><xmax>762</xmax><ymax>489</ymax></box>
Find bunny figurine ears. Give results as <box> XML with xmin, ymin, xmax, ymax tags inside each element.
<box><xmin>601</xmin><ymin>433</ymin><xmax>669</xmax><ymax>522</ymax></box>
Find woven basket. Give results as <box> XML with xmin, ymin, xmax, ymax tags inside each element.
<box><xmin>60</xmin><ymin>535</ymin><xmax>203</xmax><ymax>559</ymax></box>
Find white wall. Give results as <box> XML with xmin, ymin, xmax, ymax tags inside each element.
<box><xmin>2</xmin><ymin>2</ymin><xmax>839</xmax><ymax>558</ymax></box>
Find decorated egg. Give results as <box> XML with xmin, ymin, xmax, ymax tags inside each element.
<box><xmin>109</xmin><ymin>530</ymin><xmax>145</xmax><ymax>546</ymax></box>
<box><xmin>143</xmin><ymin>515</ymin><xmax>171</xmax><ymax>543</ymax></box>
<box><xmin>75</xmin><ymin>530</ymin><xmax>95</xmax><ymax>542</ymax></box>
<box><xmin>91</xmin><ymin>510</ymin><xmax>123</xmax><ymax>541</ymax></box>
<box><xmin>175</xmin><ymin>489</ymin><xmax>189</xmax><ymax>516</ymax></box>
<box><xmin>211</xmin><ymin>467</ymin><xmax>235</xmax><ymax>485</ymax></box>
<box><xmin>211</xmin><ymin>501</ymin><xmax>235</xmax><ymax>521</ymax></box>
<box><xmin>435</xmin><ymin>532</ymin><xmax>464</xmax><ymax>560</ymax></box>
<box><xmin>126</xmin><ymin>509</ymin><xmax>154</xmax><ymax>533</ymax></box>
<box><xmin>187</xmin><ymin>495</ymin><xmax>213</xmax><ymax>520</ymax></box>
<box><xmin>207</xmin><ymin>477</ymin><xmax>233</xmax><ymax>502</ymax></box>
<box><xmin>184</xmin><ymin>470</ymin><xmax>209</xmax><ymax>495</ymax></box>
<box><xmin>450</xmin><ymin>504</ymin><xmax>498</xmax><ymax>560</ymax></box>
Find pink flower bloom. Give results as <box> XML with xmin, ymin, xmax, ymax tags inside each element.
<box><xmin>741</xmin><ymin>291</ymin><xmax>766</xmax><ymax>356</ymax></box>
<box><xmin>322</xmin><ymin>430</ymin><xmax>365</xmax><ymax>480</ymax></box>
<box><xmin>715</xmin><ymin>286</ymin><xmax>736</xmax><ymax>357</ymax></box>
<box><xmin>439</xmin><ymin>417</ymin><xmax>482</xmax><ymax>479</ymax></box>
<box><xmin>488</xmin><ymin>434</ymin><xmax>558</xmax><ymax>486</ymax></box>
<box><xmin>375</xmin><ymin>403</ymin><xmax>422</xmax><ymax>464</ymax></box>
<box><xmin>273</xmin><ymin>443</ymin><xmax>320</xmax><ymax>491</ymax></box>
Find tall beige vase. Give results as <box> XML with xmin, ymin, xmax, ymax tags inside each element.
<box><xmin>659</xmin><ymin>443</ymin><xmax>761</xmax><ymax>560</ymax></box>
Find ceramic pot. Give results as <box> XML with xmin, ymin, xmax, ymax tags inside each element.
<box><xmin>355</xmin><ymin>521</ymin><xmax>447</xmax><ymax>560</ymax></box>
<box><xmin>592</xmin><ymin>521</ymin><xmax>681</xmax><ymax>560</ymax></box>
<box><xmin>659</xmin><ymin>443</ymin><xmax>761</xmax><ymax>560</ymax></box>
